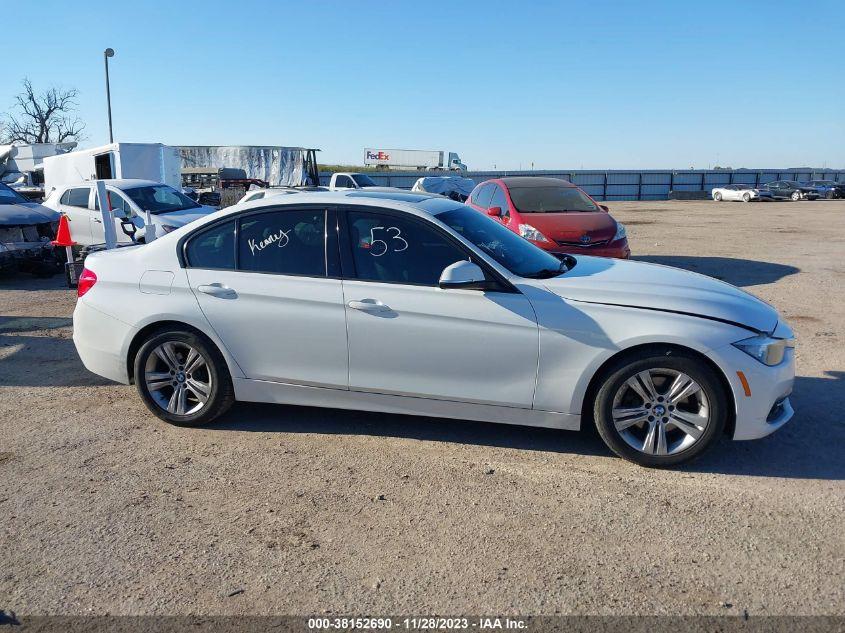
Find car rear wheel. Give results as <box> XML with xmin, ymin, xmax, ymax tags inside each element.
<box><xmin>742</xmin><ymin>192</ymin><xmax>751</xmax><ymax>202</ymax></box>
<box><xmin>592</xmin><ymin>349</ymin><xmax>727</xmax><ymax>467</ymax></box>
<box><xmin>791</xmin><ymin>191</ymin><xmax>802</xmax><ymax>201</ymax></box>
<box><xmin>826</xmin><ymin>190</ymin><xmax>835</xmax><ymax>199</ymax></box>
<box><xmin>713</xmin><ymin>192</ymin><xmax>722</xmax><ymax>201</ymax></box>
<box><xmin>134</xmin><ymin>329</ymin><xmax>235</xmax><ymax>426</ymax></box>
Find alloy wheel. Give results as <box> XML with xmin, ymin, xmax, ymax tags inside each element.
<box><xmin>611</xmin><ymin>368</ymin><xmax>710</xmax><ymax>456</ymax></box>
<box><xmin>144</xmin><ymin>341</ymin><xmax>212</xmax><ymax>416</ymax></box>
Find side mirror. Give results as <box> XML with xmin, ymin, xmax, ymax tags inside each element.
<box><xmin>487</xmin><ymin>206</ymin><xmax>502</xmax><ymax>217</ymax></box>
<box><xmin>439</xmin><ymin>260</ymin><xmax>488</xmax><ymax>290</ymax></box>
<box><xmin>599</xmin><ymin>204</ymin><xmax>609</xmax><ymax>212</ymax></box>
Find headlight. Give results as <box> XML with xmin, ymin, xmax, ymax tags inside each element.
<box><xmin>613</xmin><ymin>222</ymin><xmax>627</xmax><ymax>241</ymax></box>
<box><xmin>732</xmin><ymin>334</ymin><xmax>794</xmax><ymax>366</ymax></box>
<box><xmin>518</xmin><ymin>224</ymin><xmax>551</xmax><ymax>243</ymax></box>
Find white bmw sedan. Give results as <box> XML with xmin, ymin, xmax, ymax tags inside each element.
<box><xmin>72</xmin><ymin>191</ymin><xmax>795</xmax><ymax>467</ymax></box>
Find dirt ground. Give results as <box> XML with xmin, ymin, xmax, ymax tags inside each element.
<box><xmin>1</xmin><ymin>200</ymin><xmax>843</xmax><ymax>616</ymax></box>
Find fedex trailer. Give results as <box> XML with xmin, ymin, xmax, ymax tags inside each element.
<box><xmin>44</xmin><ymin>143</ymin><xmax>181</xmax><ymax>195</ymax></box>
<box><xmin>364</xmin><ymin>148</ymin><xmax>467</xmax><ymax>171</ymax></box>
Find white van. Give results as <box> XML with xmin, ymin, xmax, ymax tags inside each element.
<box><xmin>43</xmin><ymin>143</ymin><xmax>181</xmax><ymax>196</ymax></box>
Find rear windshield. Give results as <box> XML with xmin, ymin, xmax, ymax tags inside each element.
<box><xmin>508</xmin><ymin>186</ymin><xmax>598</xmax><ymax>213</ymax></box>
<box><xmin>352</xmin><ymin>174</ymin><xmax>377</xmax><ymax>187</ymax></box>
<box><xmin>0</xmin><ymin>182</ymin><xmax>28</xmax><ymax>205</ymax></box>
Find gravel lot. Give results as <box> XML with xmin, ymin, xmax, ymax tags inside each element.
<box><xmin>1</xmin><ymin>200</ymin><xmax>843</xmax><ymax>616</ymax></box>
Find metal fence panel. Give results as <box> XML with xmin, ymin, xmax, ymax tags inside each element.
<box><xmin>319</xmin><ymin>169</ymin><xmax>845</xmax><ymax>200</ymax></box>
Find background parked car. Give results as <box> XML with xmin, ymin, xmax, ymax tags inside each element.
<box><xmin>711</xmin><ymin>184</ymin><xmax>773</xmax><ymax>202</ymax></box>
<box><xmin>760</xmin><ymin>181</ymin><xmax>820</xmax><ymax>201</ymax></box>
<box><xmin>0</xmin><ymin>182</ymin><xmax>60</xmax><ymax>275</ymax></box>
<box><xmin>466</xmin><ymin>177</ymin><xmax>630</xmax><ymax>259</ymax></box>
<box><xmin>43</xmin><ymin>179</ymin><xmax>217</xmax><ymax>246</ymax></box>
<box><xmin>805</xmin><ymin>180</ymin><xmax>845</xmax><ymax>199</ymax></box>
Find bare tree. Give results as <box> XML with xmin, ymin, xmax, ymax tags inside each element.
<box><xmin>1</xmin><ymin>79</ymin><xmax>85</xmax><ymax>144</ymax></box>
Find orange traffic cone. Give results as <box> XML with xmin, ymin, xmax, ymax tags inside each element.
<box><xmin>51</xmin><ymin>214</ymin><xmax>76</xmax><ymax>247</ymax></box>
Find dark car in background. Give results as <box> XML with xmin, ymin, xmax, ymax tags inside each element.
<box><xmin>805</xmin><ymin>180</ymin><xmax>845</xmax><ymax>199</ymax></box>
<box><xmin>0</xmin><ymin>182</ymin><xmax>60</xmax><ymax>275</ymax></box>
<box><xmin>760</xmin><ymin>180</ymin><xmax>820</xmax><ymax>201</ymax></box>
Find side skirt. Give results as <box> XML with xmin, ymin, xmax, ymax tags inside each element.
<box><xmin>233</xmin><ymin>378</ymin><xmax>581</xmax><ymax>431</ymax></box>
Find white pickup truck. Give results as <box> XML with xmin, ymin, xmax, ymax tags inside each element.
<box><xmin>327</xmin><ymin>172</ymin><xmax>402</xmax><ymax>191</ymax></box>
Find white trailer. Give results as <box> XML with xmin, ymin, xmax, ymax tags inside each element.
<box><xmin>364</xmin><ymin>148</ymin><xmax>467</xmax><ymax>171</ymax></box>
<box><xmin>44</xmin><ymin>143</ymin><xmax>181</xmax><ymax>196</ymax></box>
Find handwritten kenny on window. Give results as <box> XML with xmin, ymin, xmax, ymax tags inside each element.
<box><xmin>248</xmin><ymin>228</ymin><xmax>291</xmax><ymax>256</ymax></box>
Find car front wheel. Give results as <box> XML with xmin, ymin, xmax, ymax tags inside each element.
<box><xmin>742</xmin><ymin>192</ymin><xmax>751</xmax><ymax>202</ymax></box>
<box><xmin>791</xmin><ymin>191</ymin><xmax>802</xmax><ymax>201</ymax></box>
<box><xmin>592</xmin><ymin>349</ymin><xmax>727</xmax><ymax>467</ymax></box>
<box><xmin>134</xmin><ymin>329</ymin><xmax>235</xmax><ymax>426</ymax></box>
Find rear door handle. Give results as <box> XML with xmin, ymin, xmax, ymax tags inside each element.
<box><xmin>197</xmin><ymin>283</ymin><xmax>238</xmax><ymax>299</ymax></box>
<box><xmin>92</xmin><ymin>217</ymin><xmax>102</xmax><ymax>223</ymax></box>
<box><xmin>348</xmin><ymin>299</ymin><xmax>391</xmax><ymax>312</ymax></box>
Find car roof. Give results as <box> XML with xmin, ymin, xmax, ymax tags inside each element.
<box><xmin>498</xmin><ymin>176</ymin><xmax>575</xmax><ymax>188</ymax></box>
<box><xmin>208</xmin><ymin>189</ymin><xmax>463</xmax><ymax>223</ymax></box>
<box><xmin>60</xmin><ymin>179</ymin><xmax>162</xmax><ymax>190</ymax></box>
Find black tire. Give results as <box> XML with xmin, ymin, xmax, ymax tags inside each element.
<box><xmin>790</xmin><ymin>190</ymin><xmax>802</xmax><ymax>201</ymax></box>
<box><xmin>742</xmin><ymin>192</ymin><xmax>751</xmax><ymax>202</ymax></box>
<box><xmin>592</xmin><ymin>348</ymin><xmax>727</xmax><ymax>467</ymax></box>
<box><xmin>133</xmin><ymin>329</ymin><xmax>235</xmax><ymax>426</ymax></box>
<box><xmin>713</xmin><ymin>192</ymin><xmax>722</xmax><ymax>201</ymax></box>
<box><xmin>826</xmin><ymin>190</ymin><xmax>835</xmax><ymax>200</ymax></box>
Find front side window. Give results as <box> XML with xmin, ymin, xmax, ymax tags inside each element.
<box><xmin>334</xmin><ymin>175</ymin><xmax>353</xmax><ymax>189</ymax></box>
<box><xmin>346</xmin><ymin>210</ymin><xmax>467</xmax><ymax>286</ymax></box>
<box><xmin>94</xmin><ymin>190</ymin><xmax>131</xmax><ymax>216</ymax></box>
<box><xmin>64</xmin><ymin>187</ymin><xmax>91</xmax><ymax>208</ymax></box>
<box><xmin>472</xmin><ymin>183</ymin><xmax>495</xmax><ymax>208</ymax></box>
<box><xmin>507</xmin><ymin>186</ymin><xmax>598</xmax><ymax>213</ymax></box>
<box><xmin>238</xmin><ymin>209</ymin><xmax>326</xmax><ymax>276</ymax></box>
<box><xmin>186</xmin><ymin>220</ymin><xmax>236</xmax><ymax>270</ymax></box>
<box><xmin>489</xmin><ymin>186</ymin><xmax>509</xmax><ymax>215</ymax></box>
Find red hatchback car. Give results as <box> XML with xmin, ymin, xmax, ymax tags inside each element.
<box><xmin>466</xmin><ymin>177</ymin><xmax>630</xmax><ymax>259</ymax></box>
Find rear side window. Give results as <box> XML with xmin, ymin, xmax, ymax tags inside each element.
<box><xmin>63</xmin><ymin>187</ymin><xmax>90</xmax><ymax>207</ymax></box>
<box><xmin>185</xmin><ymin>220</ymin><xmax>235</xmax><ymax>269</ymax></box>
<box><xmin>238</xmin><ymin>209</ymin><xmax>326</xmax><ymax>276</ymax></box>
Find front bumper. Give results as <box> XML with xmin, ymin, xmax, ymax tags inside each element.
<box><xmin>545</xmin><ymin>239</ymin><xmax>631</xmax><ymax>260</ymax></box>
<box><xmin>708</xmin><ymin>341</ymin><xmax>796</xmax><ymax>441</ymax></box>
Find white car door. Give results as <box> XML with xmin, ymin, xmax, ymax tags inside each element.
<box><xmin>340</xmin><ymin>207</ymin><xmax>538</xmax><ymax>408</ymax></box>
<box><xmin>184</xmin><ymin>207</ymin><xmax>349</xmax><ymax>388</ymax></box>
<box><xmin>56</xmin><ymin>186</ymin><xmax>94</xmax><ymax>245</ymax></box>
<box><xmin>91</xmin><ymin>187</ymin><xmax>136</xmax><ymax>244</ymax></box>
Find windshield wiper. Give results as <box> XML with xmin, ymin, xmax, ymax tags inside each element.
<box><xmin>525</xmin><ymin>262</ymin><xmax>567</xmax><ymax>279</ymax></box>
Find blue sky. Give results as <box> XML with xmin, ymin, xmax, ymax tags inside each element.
<box><xmin>3</xmin><ymin>0</ymin><xmax>843</xmax><ymax>170</ymax></box>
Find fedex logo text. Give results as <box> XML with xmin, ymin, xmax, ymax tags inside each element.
<box><xmin>366</xmin><ymin>151</ymin><xmax>390</xmax><ymax>161</ymax></box>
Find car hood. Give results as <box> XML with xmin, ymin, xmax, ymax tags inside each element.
<box><xmin>0</xmin><ymin>202</ymin><xmax>60</xmax><ymax>226</ymax></box>
<box><xmin>539</xmin><ymin>256</ymin><xmax>779</xmax><ymax>333</ymax></box>
<box><xmin>154</xmin><ymin>205</ymin><xmax>216</xmax><ymax>226</ymax></box>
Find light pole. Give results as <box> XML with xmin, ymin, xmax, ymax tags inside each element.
<box><xmin>104</xmin><ymin>48</ymin><xmax>115</xmax><ymax>143</ymax></box>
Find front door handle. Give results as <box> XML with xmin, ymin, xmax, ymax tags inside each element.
<box><xmin>348</xmin><ymin>299</ymin><xmax>391</xmax><ymax>312</ymax></box>
<box><xmin>197</xmin><ymin>283</ymin><xmax>238</xmax><ymax>299</ymax></box>
<box><xmin>92</xmin><ymin>217</ymin><xmax>103</xmax><ymax>223</ymax></box>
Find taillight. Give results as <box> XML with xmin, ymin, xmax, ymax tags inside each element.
<box><xmin>77</xmin><ymin>268</ymin><xmax>97</xmax><ymax>298</ymax></box>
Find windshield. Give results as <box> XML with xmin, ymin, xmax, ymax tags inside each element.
<box><xmin>124</xmin><ymin>185</ymin><xmax>200</xmax><ymax>214</ymax></box>
<box><xmin>438</xmin><ymin>206</ymin><xmax>566</xmax><ymax>279</ymax></box>
<box><xmin>0</xmin><ymin>182</ymin><xmax>28</xmax><ymax>205</ymax></box>
<box><xmin>352</xmin><ymin>174</ymin><xmax>377</xmax><ymax>187</ymax></box>
<box><xmin>507</xmin><ymin>186</ymin><xmax>598</xmax><ymax>213</ymax></box>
